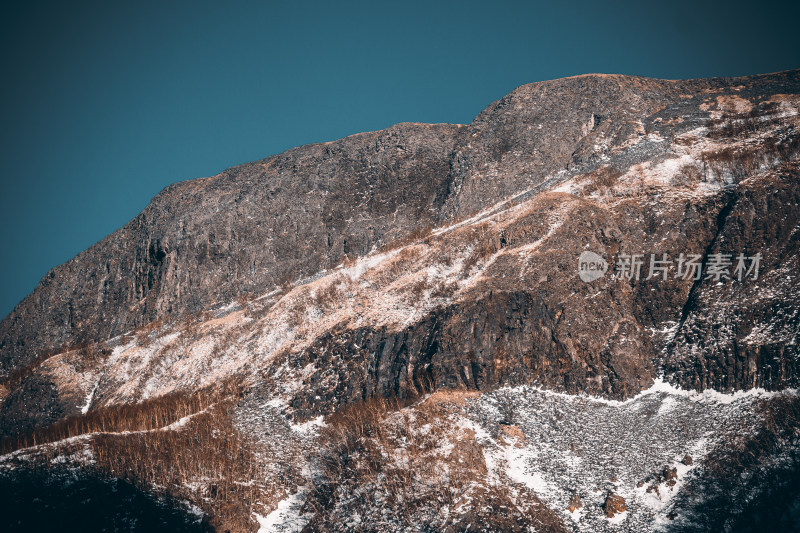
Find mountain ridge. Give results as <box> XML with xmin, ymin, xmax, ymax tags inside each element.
<box><xmin>1</xmin><ymin>69</ymin><xmax>800</xmax><ymax>532</ymax></box>
<box><xmin>3</xmin><ymin>69</ymin><xmax>799</xmax><ymax>379</ymax></box>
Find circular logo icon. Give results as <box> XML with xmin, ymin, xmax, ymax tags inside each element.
<box><xmin>578</xmin><ymin>251</ymin><xmax>607</xmax><ymax>282</ymax></box>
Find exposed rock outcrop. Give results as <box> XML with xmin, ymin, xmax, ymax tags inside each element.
<box><xmin>604</xmin><ymin>492</ymin><xmax>627</xmax><ymax>517</ymax></box>
<box><xmin>2</xmin><ymin>70</ymin><xmax>799</xmax><ymax>437</ymax></box>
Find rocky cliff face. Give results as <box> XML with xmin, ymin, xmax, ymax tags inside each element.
<box><xmin>3</xmin><ymin>71</ymin><xmax>798</xmax><ymax>390</ymax></box>
<box><xmin>1</xmin><ymin>70</ymin><xmax>799</xmax><ymax>532</ymax></box>
<box><xmin>0</xmin><ymin>123</ymin><xmax>461</xmax><ymax>376</ymax></box>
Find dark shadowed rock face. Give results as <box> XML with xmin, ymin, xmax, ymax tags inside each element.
<box><xmin>0</xmin><ymin>469</ymin><xmax>210</xmax><ymax>532</ymax></box>
<box><xmin>663</xmin><ymin>167</ymin><xmax>800</xmax><ymax>391</ymax></box>
<box><xmin>1</xmin><ymin>70</ymin><xmax>800</xmax><ymax>429</ymax></box>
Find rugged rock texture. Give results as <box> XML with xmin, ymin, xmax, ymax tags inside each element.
<box><xmin>1</xmin><ymin>69</ymin><xmax>800</xmax><ymax>532</ymax></box>
<box><xmin>604</xmin><ymin>493</ymin><xmax>627</xmax><ymax>518</ymax></box>
<box><xmin>2</xmin><ymin>70</ymin><xmax>800</xmax><ymax>435</ymax></box>
<box><xmin>3</xmin><ymin>70</ymin><xmax>799</xmax><ymax>385</ymax></box>
<box><xmin>664</xmin><ymin>166</ymin><xmax>800</xmax><ymax>390</ymax></box>
<box><xmin>0</xmin><ymin>123</ymin><xmax>461</xmax><ymax>375</ymax></box>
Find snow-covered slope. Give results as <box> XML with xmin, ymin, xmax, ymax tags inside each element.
<box><xmin>2</xmin><ymin>72</ymin><xmax>800</xmax><ymax>532</ymax></box>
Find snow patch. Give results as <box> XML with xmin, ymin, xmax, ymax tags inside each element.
<box><xmin>254</xmin><ymin>489</ymin><xmax>311</xmax><ymax>533</ymax></box>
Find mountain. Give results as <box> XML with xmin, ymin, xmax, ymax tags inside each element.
<box><xmin>0</xmin><ymin>70</ymin><xmax>799</xmax><ymax>532</ymax></box>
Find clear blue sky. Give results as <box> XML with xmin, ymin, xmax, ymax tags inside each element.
<box><xmin>1</xmin><ymin>0</ymin><xmax>798</xmax><ymax>317</ymax></box>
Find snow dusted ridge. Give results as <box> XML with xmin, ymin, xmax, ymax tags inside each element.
<box><xmin>22</xmin><ymin>90</ymin><xmax>799</xmax><ymax>417</ymax></box>
<box><xmin>254</xmin><ymin>488</ymin><xmax>311</xmax><ymax>533</ymax></box>
<box><xmin>2</xmin><ymin>75</ymin><xmax>799</xmax><ymax>532</ymax></box>
<box><xmin>37</xmin><ymin>191</ymin><xmax>568</xmax><ymax>408</ymax></box>
<box><xmin>468</xmin><ymin>380</ymin><xmax>797</xmax><ymax>532</ymax></box>
<box><xmin>237</xmin><ymin>379</ymin><xmax>797</xmax><ymax>532</ymax></box>
<box><xmin>3</xmin><ymin>371</ymin><xmax>796</xmax><ymax>532</ymax></box>
<box><xmin>523</xmin><ymin>376</ymin><xmax>792</xmax><ymax>408</ymax></box>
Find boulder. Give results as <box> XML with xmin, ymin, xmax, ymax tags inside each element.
<box><xmin>604</xmin><ymin>493</ymin><xmax>626</xmax><ymax>517</ymax></box>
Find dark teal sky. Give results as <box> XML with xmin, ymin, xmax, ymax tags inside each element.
<box><xmin>1</xmin><ymin>0</ymin><xmax>798</xmax><ymax>317</ymax></box>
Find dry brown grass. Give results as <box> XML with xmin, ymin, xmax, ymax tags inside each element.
<box><xmin>701</xmin><ymin>146</ymin><xmax>764</xmax><ymax>181</ymax></box>
<box><xmin>275</xmin><ymin>269</ymin><xmax>297</xmax><ymax>292</ymax></box>
<box><xmin>705</xmin><ymin>102</ymin><xmax>781</xmax><ymax>139</ymax></box>
<box><xmin>91</xmin><ymin>398</ymin><xmax>273</xmax><ymax>533</ymax></box>
<box><xmin>671</xmin><ymin>164</ymin><xmax>704</xmax><ymax>187</ymax></box>
<box><xmin>0</xmin><ymin>381</ymin><xmax>279</xmax><ymax>532</ymax></box>
<box><xmin>421</xmin><ymin>388</ymin><xmax>481</xmax><ymax>407</ymax></box>
<box><xmin>284</xmin><ymin>294</ymin><xmax>309</xmax><ymax>329</ymax></box>
<box><xmin>429</xmin><ymin>278</ymin><xmax>458</xmax><ymax>300</ymax></box>
<box><xmin>404</xmin><ymin>277</ymin><xmax>430</xmax><ymax>302</ymax></box>
<box><xmin>0</xmin><ymin>384</ymin><xmax>229</xmax><ymax>454</ymax></box>
<box><xmin>303</xmin><ymin>389</ymin><xmax>568</xmax><ymax>530</ymax></box>
<box><xmin>1</xmin><ymin>343</ymin><xmax>110</xmax><ymax>393</ymax></box>
<box><xmin>461</xmin><ymin>223</ymin><xmax>503</xmax><ymax>273</ymax></box>
<box><xmin>582</xmin><ymin>165</ymin><xmax>623</xmax><ymax>195</ymax></box>
<box><xmin>308</xmin><ymin>393</ymin><xmax>491</xmax><ymax>525</ymax></box>
<box><xmin>311</xmin><ymin>274</ymin><xmax>357</xmax><ymax>310</ymax></box>
<box><xmin>133</xmin><ymin>318</ymin><xmax>164</xmax><ymax>348</ymax></box>
<box><xmin>370</xmin><ymin>245</ymin><xmax>425</xmax><ymax>288</ymax></box>
<box><xmin>378</xmin><ymin>225</ymin><xmax>434</xmax><ymax>254</ymax></box>
<box><xmin>499</xmin><ymin>424</ymin><xmax>527</xmax><ymax>448</ymax></box>
<box><xmin>700</xmin><ymin>132</ymin><xmax>799</xmax><ymax>183</ymax></box>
